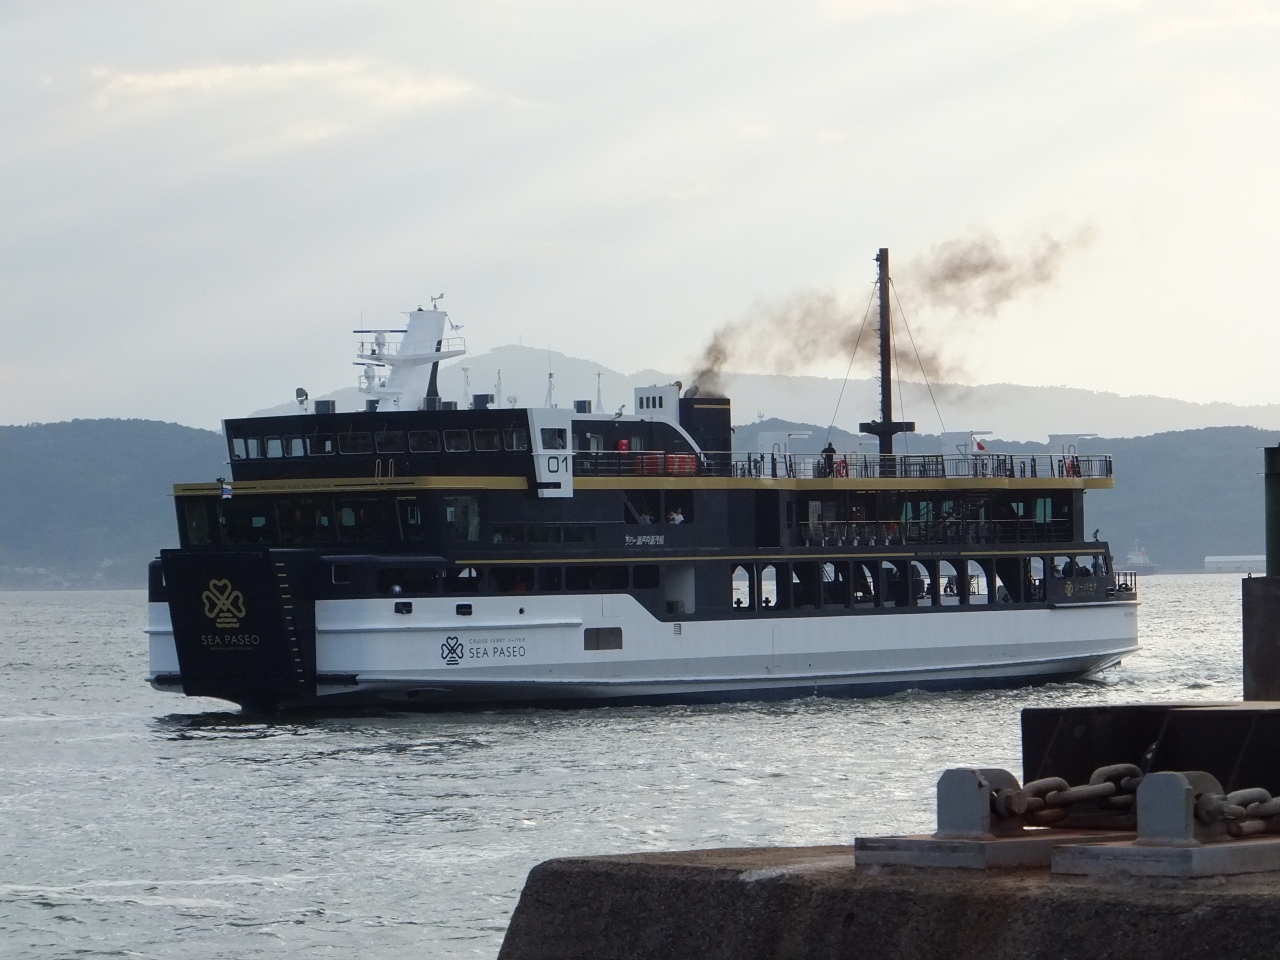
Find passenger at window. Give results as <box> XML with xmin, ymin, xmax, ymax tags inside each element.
<box><xmin>667</xmin><ymin>507</ymin><xmax>685</xmax><ymax>524</ymax></box>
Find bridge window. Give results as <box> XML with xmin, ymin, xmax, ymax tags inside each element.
<box><xmin>408</xmin><ymin>430</ymin><xmax>441</xmax><ymax>453</ymax></box>
<box><xmin>336</xmin><ymin>499</ymin><xmax>391</xmax><ymax>542</ymax></box>
<box><xmin>306</xmin><ymin>433</ymin><xmax>335</xmax><ymax>456</ymax></box>
<box><xmin>541</xmin><ymin>428</ymin><xmax>567</xmax><ymax>449</ymax></box>
<box><xmin>183</xmin><ymin>499</ymin><xmax>214</xmax><ymax>547</ymax></box>
<box><xmin>230</xmin><ymin>438</ymin><xmax>246</xmax><ymax>460</ymax></box>
<box><xmin>220</xmin><ymin>499</ymin><xmax>275</xmax><ymax>545</ymax></box>
<box><xmin>504</xmin><ymin>428</ymin><xmax>529</xmax><ymax>451</ymax></box>
<box><xmin>338</xmin><ymin>431</ymin><xmax>374</xmax><ymax>454</ymax></box>
<box><xmin>245</xmin><ymin>438</ymin><xmax>263</xmax><ymax>459</ymax></box>
<box><xmin>444</xmin><ymin>429</ymin><xmax>471</xmax><ymax>452</ymax></box>
<box><xmin>731</xmin><ymin>565</ymin><xmax>753</xmax><ymax>610</ymax></box>
<box><xmin>565</xmin><ymin>565</ymin><xmax>629</xmax><ymax>591</ymax></box>
<box><xmin>278</xmin><ymin>497</ymin><xmax>335</xmax><ymax>544</ymax></box>
<box><xmin>265</xmin><ymin>437</ymin><xmax>284</xmax><ymax>458</ymax></box>
<box><xmin>285</xmin><ymin>436</ymin><xmax>304</xmax><ymax>457</ymax></box>
<box><xmin>474</xmin><ymin>429</ymin><xmax>501</xmax><ymax>452</ymax></box>
<box><xmin>444</xmin><ymin>496</ymin><xmax>480</xmax><ymax>541</ymax></box>
<box><xmin>490</xmin><ymin>567</ymin><xmax>534</xmax><ymax>592</ymax></box>
<box><xmin>375</xmin><ymin>430</ymin><xmax>406</xmax><ymax>453</ymax></box>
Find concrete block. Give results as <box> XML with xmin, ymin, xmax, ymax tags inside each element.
<box><xmin>855</xmin><ymin>830</ymin><xmax>1134</xmax><ymax>869</ymax></box>
<box><xmin>1054</xmin><ymin>835</ymin><xmax>1280</xmax><ymax>877</ymax></box>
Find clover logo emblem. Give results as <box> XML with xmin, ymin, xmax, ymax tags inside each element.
<box><xmin>202</xmin><ymin>579</ymin><xmax>246</xmax><ymax>628</ymax></box>
<box><xmin>441</xmin><ymin>636</ymin><xmax>464</xmax><ymax>666</ymax></box>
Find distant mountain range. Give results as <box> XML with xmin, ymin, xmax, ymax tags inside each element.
<box><xmin>253</xmin><ymin>344</ymin><xmax>1280</xmax><ymax>442</ymax></box>
<box><xmin>1</xmin><ymin>415</ymin><xmax>1273</xmax><ymax>587</ymax></box>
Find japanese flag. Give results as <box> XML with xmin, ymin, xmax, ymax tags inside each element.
<box><xmin>973</xmin><ymin>437</ymin><xmax>986</xmax><ymax>452</ymax></box>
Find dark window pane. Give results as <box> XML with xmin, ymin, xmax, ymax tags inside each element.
<box><xmin>584</xmin><ymin>627</ymin><xmax>623</xmax><ymax>650</ymax></box>
<box><xmin>444</xmin><ymin>429</ymin><xmax>470</xmax><ymax>452</ymax></box>
<box><xmin>490</xmin><ymin>567</ymin><xmax>534</xmax><ymax>592</ymax></box>
<box><xmin>220</xmin><ymin>499</ymin><xmax>276</xmax><ymax>545</ymax></box>
<box><xmin>408</xmin><ymin>430</ymin><xmax>440</xmax><ymax>453</ymax></box>
<box><xmin>335</xmin><ymin>499</ymin><xmax>391</xmax><ymax>542</ymax></box>
<box><xmin>375</xmin><ymin>430</ymin><xmax>406</xmax><ymax>453</ymax></box>
<box><xmin>565</xmin><ymin>565</ymin><xmax>628</xmax><ymax>591</ymax></box>
<box><xmin>339</xmin><ymin>431</ymin><xmax>374</xmax><ymax>454</ymax></box>
<box><xmin>377</xmin><ymin>567</ymin><xmax>439</xmax><ymax>595</ymax></box>
<box><xmin>527</xmin><ymin>525</ymin><xmax>562</xmax><ymax>543</ymax></box>
<box><xmin>538</xmin><ymin>567</ymin><xmax>562</xmax><ymax>591</ymax></box>
<box><xmin>474</xmin><ymin>428</ymin><xmax>500</xmax><ymax>451</ymax></box>
<box><xmin>444</xmin><ymin>566</ymin><xmax>481</xmax><ymax>593</ymax></box>
<box><xmin>306</xmin><ymin>434</ymin><xmax>335</xmax><ymax>456</ymax></box>
<box><xmin>245</xmin><ymin>438</ymin><xmax>263</xmax><ymax>459</ymax></box>
<box><xmin>504</xmin><ymin>428</ymin><xmax>529</xmax><ymax>451</ymax></box>
<box><xmin>332</xmin><ymin>563</ymin><xmax>352</xmax><ymax>584</ymax></box>
<box><xmin>183</xmin><ymin>499</ymin><xmax>213</xmax><ymax>546</ymax></box>
<box><xmin>444</xmin><ymin>497</ymin><xmax>480</xmax><ymax>541</ymax></box>
<box><xmin>277</xmin><ymin>497</ymin><xmax>334</xmax><ymax>544</ymax></box>
<box><xmin>563</xmin><ymin>525</ymin><xmax>596</xmax><ymax>543</ymax></box>
<box><xmin>633</xmin><ymin>565</ymin><xmax>660</xmax><ymax>589</ymax></box>
<box><xmin>397</xmin><ymin>498</ymin><xmax>426</xmax><ymax>541</ymax></box>
<box><xmin>491</xmin><ymin>525</ymin><xmax>524</xmax><ymax>544</ymax></box>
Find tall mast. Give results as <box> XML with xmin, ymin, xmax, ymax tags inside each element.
<box><xmin>877</xmin><ymin>248</ymin><xmax>893</xmax><ymax>446</ymax></box>
<box><xmin>859</xmin><ymin>247</ymin><xmax>915</xmax><ymax>465</ymax></box>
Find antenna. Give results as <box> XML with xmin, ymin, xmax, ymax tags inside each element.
<box><xmin>461</xmin><ymin>367</ymin><xmax>471</xmax><ymax>408</ymax></box>
<box><xmin>544</xmin><ymin>372</ymin><xmax>555</xmax><ymax>408</ymax></box>
<box><xmin>596</xmin><ymin>371</ymin><xmax>603</xmax><ymax>412</ymax></box>
<box><xmin>495</xmin><ymin>369</ymin><xmax>502</xmax><ymax>404</ymax></box>
<box><xmin>430</xmin><ymin>293</ymin><xmax>444</xmax><ymax>308</ymax></box>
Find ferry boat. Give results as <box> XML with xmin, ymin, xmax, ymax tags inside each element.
<box><xmin>147</xmin><ymin>250</ymin><xmax>1139</xmax><ymax>711</ymax></box>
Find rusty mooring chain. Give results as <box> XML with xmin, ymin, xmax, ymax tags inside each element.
<box><xmin>1195</xmin><ymin>786</ymin><xmax>1280</xmax><ymax>837</ymax></box>
<box><xmin>991</xmin><ymin>764</ymin><xmax>1144</xmax><ymax>826</ymax></box>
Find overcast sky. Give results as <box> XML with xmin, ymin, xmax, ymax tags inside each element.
<box><xmin>2</xmin><ymin>1</ymin><xmax>1276</xmax><ymax>429</ymax></box>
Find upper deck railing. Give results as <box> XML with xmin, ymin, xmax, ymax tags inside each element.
<box><xmin>572</xmin><ymin>451</ymin><xmax>1113</xmax><ymax>481</ymax></box>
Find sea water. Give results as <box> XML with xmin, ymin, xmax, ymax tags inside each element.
<box><xmin>0</xmin><ymin>575</ymin><xmax>1243</xmax><ymax>958</ymax></box>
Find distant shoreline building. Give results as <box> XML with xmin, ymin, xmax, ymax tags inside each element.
<box><xmin>1204</xmin><ymin>555</ymin><xmax>1266</xmax><ymax>574</ymax></box>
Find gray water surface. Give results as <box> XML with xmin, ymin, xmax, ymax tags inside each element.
<box><xmin>0</xmin><ymin>576</ymin><xmax>1243</xmax><ymax>958</ymax></box>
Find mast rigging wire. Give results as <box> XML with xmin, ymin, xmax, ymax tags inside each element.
<box><xmin>890</xmin><ymin>278</ymin><xmax>948</xmax><ymax>434</ymax></box>
<box><xmin>824</xmin><ymin>284</ymin><xmax>879</xmax><ymax>445</ymax></box>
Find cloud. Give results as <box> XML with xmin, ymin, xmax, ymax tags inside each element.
<box><xmin>92</xmin><ymin>59</ymin><xmax>473</xmax><ymax>111</ymax></box>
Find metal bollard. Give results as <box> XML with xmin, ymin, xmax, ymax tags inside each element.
<box><xmin>934</xmin><ymin>768</ymin><xmax>1024</xmax><ymax>840</ymax></box>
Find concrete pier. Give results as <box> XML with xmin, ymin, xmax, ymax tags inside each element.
<box><xmin>497</xmin><ymin>846</ymin><xmax>1280</xmax><ymax>960</ymax></box>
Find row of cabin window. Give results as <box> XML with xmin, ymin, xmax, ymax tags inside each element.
<box><xmin>349</xmin><ymin>563</ymin><xmax>662</xmax><ymax>594</ymax></box>
<box><xmin>229</xmin><ymin>427</ymin><xmax>530</xmax><ymax>460</ymax></box>
<box><xmin>728</xmin><ymin>556</ymin><xmax>1108</xmax><ymax>610</ymax></box>
<box><xmin>638</xmin><ymin>395</ymin><xmax>665</xmax><ymax>410</ymax></box>
<box><xmin>184</xmin><ymin>495</ymin><xmax>478</xmax><ymax>546</ymax></box>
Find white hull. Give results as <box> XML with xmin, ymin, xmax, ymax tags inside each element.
<box><xmin>148</xmin><ymin>594</ymin><xmax>1139</xmax><ymax>708</ymax></box>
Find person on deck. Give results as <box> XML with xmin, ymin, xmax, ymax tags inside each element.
<box><xmin>822</xmin><ymin>441</ymin><xmax>836</xmax><ymax>477</ymax></box>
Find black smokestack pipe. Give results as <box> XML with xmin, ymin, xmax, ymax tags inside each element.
<box><xmin>1242</xmin><ymin>445</ymin><xmax>1280</xmax><ymax>699</ymax></box>
<box><xmin>877</xmin><ymin>248</ymin><xmax>893</xmax><ymax>455</ymax></box>
<box><xmin>859</xmin><ymin>247</ymin><xmax>914</xmax><ymax>467</ymax></box>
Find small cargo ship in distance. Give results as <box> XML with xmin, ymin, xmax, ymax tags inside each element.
<box><xmin>147</xmin><ymin>250</ymin><xmax>1139</xmax><ymax>711</ymax></box>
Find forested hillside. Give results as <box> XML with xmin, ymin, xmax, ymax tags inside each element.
<box><xmin>0</xmin><ymin>418</ymin><xmax>1273</xmax><ymax>587</ymax></box>
<box><xmin>0</xmin><ymin>420</ymin><xmax>225</xmax><ymax>588</ymax></box>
